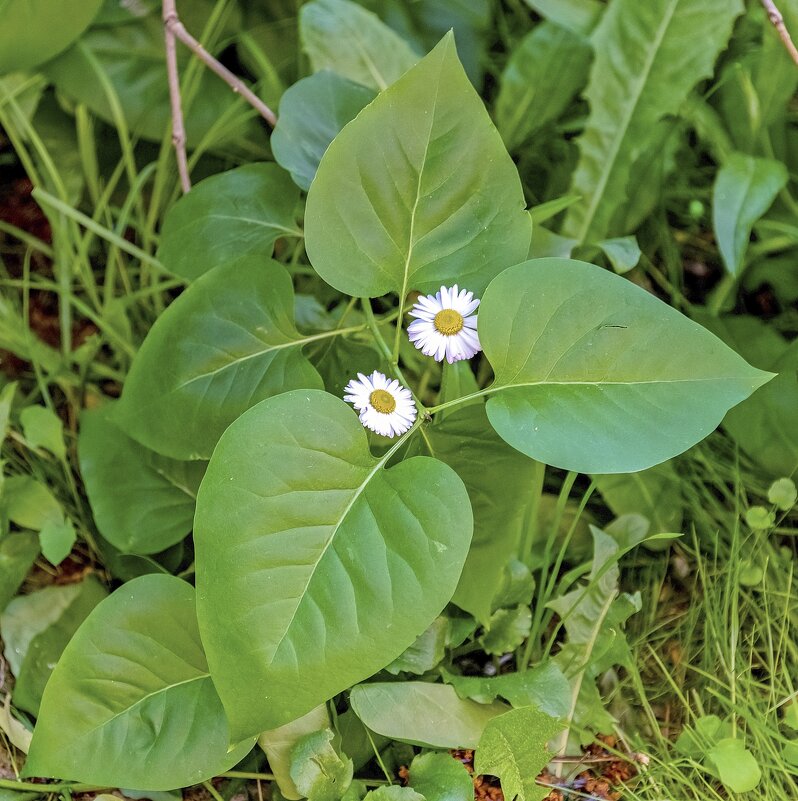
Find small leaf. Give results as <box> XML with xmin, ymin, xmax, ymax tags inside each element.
<box><xmin>114</xmin><ymin>260</ymin><xmax>323</xmax><ymax>460</ymax></box>
<box><xmin>350</xmin><ymin>682</ymin><xmax>508</xmax><ymax>749</ymax></box>
<box><xmin>745</xmin><ymin>506</ymin><xmax>775</xmax><ymax>530</ymax></box>
<box><xmin>480</xmin><ymin>606</ymin><xmax>532</xmax><ymax>656</ymax></box>
<box><xmin>79</xmin><ymin>405</ymin><xmax>204</xmax><ymax>554</ymax></box>
<box><xmin>299</xmin><ymin>0</ymin><xmax>418</xmax><ymax>91</ymax></box>
<box><xmin>594</xmin><ymin>236</ymin><xmax>641</xmax><ymax>275</ymax></box>
<box><xmin>38</xmin><ymin>517</ymin><xmax>76</xmax><ymax>566</ymax></box>
<box><xmin>408</xmin><ymin>752</ymin><xmax>472</xmax><ymax>801</ymax></box>
<box><xmin>24</xmin><ymin>575</ymin><xmax>253</xmax><ymax>789</ymax></box>
<box><xmin>289</xmin><ymin>729</ymin><xmax>353</xmax><ymax>801</ymax></box>
<box><xmin>305</xmin><ymin>33</ymin><xmax>530</xmax><ymax>299</ymax></box>
<box><xmin>272</xmin><ymin>71</ymin><xmax>376</xmax><ymax>191</ymax></box>
<box><xmin>768</xmin><ymin>477</ymin><xmax>797</xmax><ymax>511</ymax></box>
<box><xmin>473</xmin><ymin>706</ymin><xmax>562</xmax><ymax>801</ymax></box>
<box><xmin>524</xmin><ymin>0</ymin><xmax>603</xmax><ymax>35</ymax></box>
<box><xmin>0</xmin><ymin>694</ymin><xmax>31</xmax><ymax>753</ymax></box>
<box><xmin>479</xmin><ymin>258</ymin><xmax>772</xmax><ymax>473</ymax></box>
<box><xmin>258</xmin><ymin>705</ymin><xmax>331</xmax><ymax>801</ymax></box>
<box><xmin>19</xmin><ymin>406</ymin><xmax>65</xmax><ymax>460</ymax></box>
<box><xmin>386</xmin><ymin>617</ymin><xmax>449</xmax><ymax>675</ymax></box>
<box><xmin>713</xmin><ymin>153</ymin><xmax>787</xmax><ymax>276</ymax></box>
<box><xmin>674</xmin><ymin>715</ymin><xmax>733</xmax><ymax>756</ymax></box>
<box><xmin>706</xmin><ymin>738</ymin><xmax>762</xmax><ymax>793</ymax></box>
<box><xmin>195</xmin><ymin>390</ymin><xmax>473</xmax><ymax>737</ymax></box>
<box><xmin>0</xmin><ymin>533</ymin><xmax>39</xmax><ymax>614</ymax></box>
<box><xmin>3</xmin><ymin>476</ymin><xmax>61</xmax><ymax>531</ymax></box>
<box><xmin>1</xmin><ymin>578</ymin><xmax>107</xmax><ymax>715</ymax></box>
<box><xmin>157</xmin><ymin>164</ymin><xmax>302</xmax><ymax>281</ymax></box>
<box><xmin>364</xmin><ymin>789</ymin><xmax>423</xmax><ymax>801</ymax></box>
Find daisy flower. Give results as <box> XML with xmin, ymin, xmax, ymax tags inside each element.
<box><xmin>407</xmin><ymin>285</ymin><xmax>481</xmax><ymax>364</ymax></box>
<box><xmin>344</xmin><ymin>371</ymin><xmax>417</xmax><ymax>438</ymax></box>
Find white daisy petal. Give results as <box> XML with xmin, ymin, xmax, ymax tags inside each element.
<box><xmin>343</xmin><ymin>370</ymin><xmax>417</xmax><ymax>438</ymax></box>
<box><xmin>406</xmin><ymin>284</ymin><xmax>483</xmax><ymax>363</ymax></box>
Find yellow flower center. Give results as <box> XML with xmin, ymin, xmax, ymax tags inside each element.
<box><xmin>434</xmin><ymin>309</ymin><xmax>464</xmax><ymax>336</ymax></box>
<box><xmin>369</xmin><ymin>389</ymin><xmax>396</xmax><ymax>414</ymax></box>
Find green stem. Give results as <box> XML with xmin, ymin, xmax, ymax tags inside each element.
<box><xmin>0</xmin><ymin>780</ymin><xmax>111</xmax><ymax>793</ymax></box>
<box><xmin>427</xmin><ymin>386</ymin><xmax>495</xmax><ymax>413</ymax></box>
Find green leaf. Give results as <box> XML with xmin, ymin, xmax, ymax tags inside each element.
<box><xmin>364</xmin><ymin>789</ymin><xmax>423</xmax><ymax>801</ymax></box>
<box><xmin>674</xmin><ymin>714</ymin><xmax>733</xmax><ymax>756</ymax></box>
<box><xmin>79</xmin><ymin>405</ymin><xmax>204</xmax><ymax>554</ymax></box>
<box><xmin>43</xmin><ymin>15</ymin><xmax>254</xmax><ymax>145</ymax></box>
<box><xmin>407</xmin><ymin>752</ymin><xmax>472</xmax><ymax>801</ymax></box>
<box><xmin>3</xmin><ymin>476</ymin><xmax>62</xmax><ymax>530</ymax></box>
<box><xmin>0</xmin><ymin>694</ymin><xmax>32</xmax><ymax>754</ymax></box>
<box><xmin>259</xmin><ymin>706</ymin><xmax>331</xmax><ymax>801</ymax></box>
<box><xmin>473</xmin><ymin>707</ymin><xmax>562</xmax><ymax>801</ymax></box>
<box><xmin>1</xmin><ymin>577</ymin><xmax>106</xmax><ymax>715</ymax></box>
<box><xmin>386</xmin><ymin>617</ymin><xmax>448</xmax><ymax>675</ymax></box>
<box><xmin>289</xmin><ymin>729</ymin><xmax>353</xmax><ymax>801</ymax></box>
<box><xmin>768</xmin><ymin>477</ymin><xmax>797</xmax><ymax>511</ymax></box>
<box><xmin>24</xmin><ymin>575</ymin><xmax>253</xmax><ymax>789</ymax></box>
<box><xmin>563</xmin><ymin>0</ymin><xmax>744</xmax><ymax>243</ymax></box>
<box><xmin>19</xmin><ymin>406</ymin><xmax>65</xmax><ymax>460</ymax></box>
<box><xmin>157</xmin><ymin>164</ymin><xmax>302</xmax><ymax>281</ymax></box>
<box><xmin>706</xmin><ymin>738</ymin><xmax>762</xmax><ymax>793</ymax></box>
<box><xmin>745</xmin><ymin>506</ymin><xmax>775</xmax><ymax>530</ymax></box>
<box><xmin>442</xmin><ymin>662</ymin><xmax>571</xmax><ymax>719</ymax></box>
<box><xmin>194</xmin><ymin>389</ymin><xmax>473</xmax><ymax>738</ymax></box>
<box><xmin>0</xmin><ymin>0</ymin><xmax>104</xmax><ymax>74</ymax></box>
<box><xmin>38</xmin><ymin>517</ymin><xmax>76</xmax><ymax>566</ymax></box>
<box><xmin>479</xmin><ymin>258</ymin><xmax>772</xmax><ymax>473</ymax></box>
<box><xmin>350</xmin><ymin>682</ymin><xmax>508</xmax><ymax>749</ymax></box>
<box><xmin>407</xmin><ymin>405</ymin><xmax>540</xmax><ymax>625</ymax></box>
<box><xmin>713</xmin><ymin>152</ymin><xmax>788</xmax><ymax>276</ymax></box>
<box><xmin>299</xmin><ymin>0</ymin><xmax>418</xmax><ymax>91</ymax></box>
<box><xmin>523</xmin><ymin>0</ymin><xmax>603</xmax><ymax>35</ymax></box>
<box><xmin>594</xmin><ymin>236</ymin><xmax>641</xmax><ymax>275</ymax></box>
<box><xmin>594</xmin><ymin>462</ymin><xmax>683</xmax><ymax>537</ymax></box>
<box><xmin>479</xmin><ymin>606</ymin><xmax>532</xmax><ymax>656</ymax></box>
<box><xmin>0</xmin><ymin>381</ymin><xmax>17</xmax><ymax>443</ymax></box>
<box><xmin>305</xmin><ymin>33</ymin><xmax>530</xmax><ymax>298</ymax></box>
<box><xmin>496</xmin><ymin>22</ymin><xmax>592</xmax><ymax>151</ymax></box>
<box><xmin>0</xmin><ymin>533</ymin><xmax>39</xmax><ymax>613</ymax></box>
<box><xmin>114</xmin><ymin>260</ymin><xmax>324</xmax><ymax>460</ymax></box>
<box><xmin>272</xmin><ymin>71</ymin><xmax>376</xmax><ymax>191</ymax></box>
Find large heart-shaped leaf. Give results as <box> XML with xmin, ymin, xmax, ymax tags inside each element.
<box><xmin>79</xmin><ymin>405</ymin><xmax>205</xmax><ymax>554</ymax></box>
<box><xmin>24</xmin><ymin>575</ymin><xmax>253</xmax><ymax>789</ymax></box>
<box><xmin>114</xmin><ymin>260</ymin><xmax>325</xmax><ymax>460</ymax></box>
<box><xmin>478</xmin><ymin>258</ymin><xmax>772</xmax><ymax>473</ymax></box>
<box><xmin>304</xmin><ymin>33</ymin><xmax>530</xmax><ymax>298</ymax></box>
<box><xmin>194</xmin><ymin>389</ymin><xmax>473</xmax><ymax>739</ymax></box>
<box><xmin>157</xmin><ymin>164</ymin><xmax>302</xmax><ymax>281</ymax></box>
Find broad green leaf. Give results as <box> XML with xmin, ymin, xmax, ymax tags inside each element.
<box><xmin>442</xmin><ymin>662</ymin><xmax>571</xmax><ymax>719</ymax></box>
<box><xmin>524</xmin><ymin>0</ymin><xmax>603</xmax><ymax>35</ymax></box>
<box><xmin>386</xmin><ymin>617</ymin><xmax>448</xmax><ymax>675</ymax></box>
<box><xmin>305</xmin><ymin>33</ymin><xmax>530</xmax><ymax>298</ymax></box>
<box><xmin>496</xmin><ymin>22</ymin><xmax>592</xmax><ymax>151</ymax></box>
<box><xmin>194</xmin><ymin>390</ymin><xmax>473</xmax><ymax>738</ymax></box>
<box><xmin>79</xmin><ymin>405</ymin><xmax>204</xmax><ymax>554</ymax></box>
<box><xmin>290</xmin><ymin>729</ymin><xmax>354</xmax><ymax>801</ymax></box>
<box><xmin>259</xmin><ymin>705</ymin><xmax>331</xmax><ymax>801</ymax></box>
<box><xmin>19</xmin><ymin>405</ymin><xmax>66</xmax><ymax>460</ymax></box>
<box><xmin>594</xmin><ymin>236</ymin><xmax>641</xmax><ymax>275</ymax></box>
<box><xmin>713</xmin><ymin>153</ymin><xmax>788</xmax><ymax>276</ymax></box>
<box><xmin>0</xmin><ymin>533</ymin><xmax>38</xmax><ymax>613</ymax></box>
<box><xmin>563</xmin><ymin>0</ymin><xmax>744</xmax><ymax>243</ymax></box>
<box><xmin>674</xmin><ymin>714</ymin><xmax>733</xmax><ymax>756</ymax></box>
<box><xmin>479</xmin><ymin>606</ymin><xmax>532</xmax><ymax>656</ymax></box>
<box><xmin>300</xmin><ymin>0</ymin><xmax>418</xmax><ymax>91</ymax></box>
<box><xmin>25</xmin><ymin>575</ymin><xmax>253</xmax><ymax>789</ymax></box>
<box><xmin>114</xmin><ymin>260</ymin><xmax>324</xmax><ymax>460</ymax></box>
<box><xmin>43</xmin><ymin>16</ymin><xmax>254</xmax><ymax>145</ymax></box>
<box><xmin>706</xmin><ymin>738</ymin><xmax>762</xmax><ymax>793</ymax></box>
<box><xmin>38</xmin><ymin>517</ymin><xmax>76</xmax><ymax>566</ymax></box>
<box><xmin>408</xmin><ymin>753</ymin><xmax>472</xmax><ymax>801</ymax></box>
<box><xmin>407</xmin><ymin>405</ymin><xmax>540</xmax><ymax>624</ymax></box>
<box><xmin>3</xmin><ymin>476</ymin><xmax>61</xmax><ymax>530</ymax></box>
<box><xmin>1</xmin><ymin>578</ymin><xmax>106</xmax><ymax>715</ymax></box>
<box><xmin>350</xmin><ymin>682</ymin><xmax>508</xmax><ymax>749</ymax></box>
<box><xmin>272</xmin><ymin>71</ymin><xmax>376</xmax><ymax>191</ymax></box>
<box><xmin>0</xmin><ymin>0</ymin><xmax>104</xmax><ymax>74</ymax></box>
<box><xmin>365</xmin><ymin>789</ymin><xmax>422</xmax><ymax>801</ymax></box>
<box><xmin>337</xmin><ymin>709</ymin><xmax>390</xmax><ymax>771</ymax></box>
<box><xmin>594</xmin><ymin>462</ymin><xmax>683</xmax><ymax>537</ymax></box>
<box><xmin>473</xmin><ymin>707</ymin><xmax>562</xmax><ymax>801</ymax></box>
<box><xmin>479</xmin><ymin>259</ymin><xmax>772</xmax><ymax>473</ymax></box>
<box><xmin>157</xmin><ymin>164</ymin><xmax>302</xmax><ymax>281</ymax></box>
<box><xmin>529</xmin><ymin>226</ymin><xmax>577</xmax><ymax>260</ymax></box>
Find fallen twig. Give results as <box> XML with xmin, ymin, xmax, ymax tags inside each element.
<box><xmin>761</xmin><ymin>0</ymin><xmax>798</xmax><ymax>66</ymax></box>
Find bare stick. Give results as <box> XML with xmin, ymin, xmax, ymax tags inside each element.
<box><xmin>761</xmin><ymin>0</ymin><xmax>798</xmax><ymax>66</ymax></box>
<box><xmin>163</xmin><ymin>0</ymin><xmax>191</xmax><ymax>192</ymax></box>
<box><xmin>163</xmin><ymin>7</ymin><xmax>277</xmax><ymax>127</ymax></box>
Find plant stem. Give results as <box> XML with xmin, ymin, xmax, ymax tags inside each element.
<box><xmin>0</xmin><ymin>780</ymin><xmax>111</xmax><ymax>793</ymax></box>
<box><xmin>163</xmin><ymin>0</ymin><xmax>191</xmax><ymax>192</ymax></box>
<box><xmin>761</xmin><ymin>0</ymin><xmax>798</xmax><ymax>66</ymax></box>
